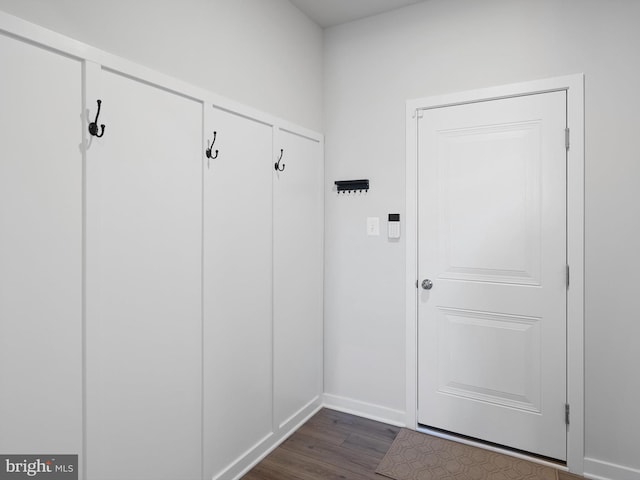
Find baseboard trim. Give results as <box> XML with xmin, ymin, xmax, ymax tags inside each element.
<box><xmin>278</xmin><ymin>395</ymin><xmax>322</xmax><ymax>431</ymax></box>
<box><xmin>218</xmin><ymin>398</ymin><xmax>323</xmax><ymax>480</ymax></box>
<box><xmin>322</xmin><ymin>393</ymin><xmax>406</xmax><ymax>427</ymax></box>
<box><xmin>584</xmin><ymin>457</ymin><xmax>640</xmax><ymax>480</ymax></box>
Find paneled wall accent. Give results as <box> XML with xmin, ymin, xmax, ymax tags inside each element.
<box><xmin>0</xmin><ymin>12</ymin><xmax>323</xmax><ymax>480</ymax></box>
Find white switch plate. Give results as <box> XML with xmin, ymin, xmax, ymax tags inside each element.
<box><xmin>367</xmin><ymin>217</ymin><xmax>380</xmax><ymax>236</ymax></box>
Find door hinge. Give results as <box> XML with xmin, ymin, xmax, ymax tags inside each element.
<box><xmin>414</xmin><ymin>109</ymin><xmax>424</xmax><ymax>119</ymax></box>
<box><xmin>416</xmin><ymin>279</ymin><xmax>419</xmax><ymax>288</ymax></box>
<box><xmin>565</xmin><ymin>127</ymin><xmax>570</xmax><ymax>150</ymax></box>
<box><xmin>566</xmin><ymin>265</ymin><xmax>570</xmax><ymax>288</ymax></box>
<box><xmin>565</xmin><ymin>403</ymin><xmax>570</xmax><ymax>425</ymax></box>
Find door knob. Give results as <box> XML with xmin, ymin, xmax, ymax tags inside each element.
<box><xmin>421</xmin><ymin>279</ymin><xmax>433</xmax><ymax>290</ymax></box>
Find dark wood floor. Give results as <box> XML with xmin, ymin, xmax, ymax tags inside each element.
<box><xmin>241</xmin><ymin>408</ymin><xmax>584</xmax><ymax>480</ymax></box>
<box><xmin>241</xmin><ymin>408</ymin><xmax>400</xmax><ymax>479</ymax></box>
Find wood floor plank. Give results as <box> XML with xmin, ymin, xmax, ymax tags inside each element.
<box><xmin>310</xmin><ymin>409</ymin><xmax>400</xmax><ymax>442</ymax></box>
<box><xmin>261</xmin><ymin>445</ymin><xmax>377</xmax><ymax>480</ymax></box>
<box><xmin>558</xmin><ymin>471</ymin><xmax>586</xmax><ymax>480</ymax></box>
<box><xmin>341</xmin><ymin>432</ymin><xmax>395</xmax><ymax>459</ymax></box>
<box><xmin>281</xmin><ymin>430</ymin><xmax>382</xmax><ymax>473</ymax></box>
<box><xmin>241</xmin><ymin>408</ymin><xmax>397</xmax><ymax>479</ymax></box>
<box><xmin>294</xmin><ymin>420</ymin><xmax>349</xmax><ymax>446</ymax></box>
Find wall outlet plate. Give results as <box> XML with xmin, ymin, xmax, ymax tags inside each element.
<box><xmin>367</xmin><ymin>217</ymin><xmax>380</xmax><ymax>236</ymax></box>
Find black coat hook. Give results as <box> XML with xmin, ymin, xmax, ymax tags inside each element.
<box><xmin>274</xmin><ymin>149</ymin><xmax>285</xmax><ymax>172</ymax></box>
<box><xmin>88</xmin><ymin>99</ymin><xmax>106</xmax><ymax>138</ymax></box>
<box><xmin>206</xmin><ymin>131</ymin><xmax>219</xmax><ymax>160</ymax></box>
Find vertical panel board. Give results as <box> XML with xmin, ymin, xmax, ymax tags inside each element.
<box><xmin>0</xmin><ymin>33</ymin><xmax>83</xmax><ymax>455</ymax></box>
<box><xmin>273</xmin><ymin>130</ymin><xmax>323</xmax><ymax>429</ymax></box>
<box><xmin>203</xmin><ymin>107</ymin><xmax>273</xmax><ymax>479</ymax></box>
<box><xmin>85</xmin><ymin>70</ymin><xmax>202</xmax><ymax>480</ymax></box>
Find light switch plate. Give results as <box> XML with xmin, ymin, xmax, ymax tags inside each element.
<box><xmin>367</xmin><ymin>217</ymin><xmax>380</xmax><ymax>236</ymax></box>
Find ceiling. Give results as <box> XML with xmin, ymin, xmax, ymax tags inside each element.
<box><xmin>289</xmin><ymin>0</ymin><xmax>428</xmax><ymax>28</ymax></box>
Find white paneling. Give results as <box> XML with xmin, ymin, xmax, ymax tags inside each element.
<box><xmin>203</xmin><ymin>107</ymin><xmax>273</xmax><ymax>479</ymax></box>
<box><xmin>0</xmin><ymin>8</ymin><xmax>325</xmax><ymax>479</ymax></box>
<box><xmin>0</xmin><ymin>32</ymin><xmax>83</xmax><ymax>455</ymax></box>
<box><xmin>85</xmin><ymin>70</ymin><xmax>202</xmax><ymax>480</ymax></box>
<box><xmin>274</xmin><ymin>129</ymin><xmax>324</xmax><ymax>429</ymax></box>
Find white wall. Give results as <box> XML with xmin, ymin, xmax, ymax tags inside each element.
<box><xmin>0</xmin><ymin>0</ymin><xmax>323</xmax><ymax>132</ymax></box>
<box><xmin>324</xmin><ymin>0</ymin><xmax>640</xmax><ymax>477</ymax></box>
<box><xmin>3</xmin><ymin>0</ymin><xmax>639</xmax><ymax>476</ymax></box>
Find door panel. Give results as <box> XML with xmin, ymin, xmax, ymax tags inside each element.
<box><xmin>203</xmin><ymin>107</ymin><xmax>273</xmax><ymax>478</ymax></box>
<box><xmin>417</xmin><ymin>91</ymin><xmax>567</xmax><ymax>460</ymax></box>
<box><xmin>436</xmin><ymin>122</ymin><xmax>542</xmax><ymax>285</ymax></box>
<box><xmin>435</xmin><ymin>308</ymin><xmax>541</xmax><ymax>413</ymax></box>
<box><xmin>86</xmin><ymin>70</ymin><xmax>202</xmax><ymax>480</ymax></box>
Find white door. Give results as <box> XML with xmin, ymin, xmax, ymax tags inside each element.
<box><xmin>417</xmin><ymin>91</ymin><xmax>567</xmax><ymax>460</ymax></box>
<box><xmin>0</xmin><ymin>32</ymin><xmax>83</xmax><ymax>457</ymax></box>
<box><xmin>203</xmin><ymin>107</ymin><xmax>273</xmax><ymax>478</ymax></box>
<box><xmin>85</xmin><ymin>70</ymin><xmax>202</xmax><ymax>479</ymax></box>
<box><xmin>273</xmin><ymin>129</ymin><xmax>324</xmax><ymax>429</ymax></box>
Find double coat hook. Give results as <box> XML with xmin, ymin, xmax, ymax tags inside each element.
<box><xmin>206</xmin><ymin>131</ymin><xmax>219</xmax><ymax>164</ymax></box>
<box><xmin>88</xmin><ymin>99</ymin><xmax>106</xmax><ymax>138</ymax></box>
<box><xmin>274</xmin><ymin>149</ymin><xmax>285</xmax><ymax>172</ymax></box>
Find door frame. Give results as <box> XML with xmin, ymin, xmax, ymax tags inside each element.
<box><xmin>405</xmin><ymin>74</ymin><xmax>584</xmax><ymax>474</ymax></box>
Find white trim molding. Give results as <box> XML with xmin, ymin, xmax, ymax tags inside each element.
<box><xmin>405</xmin><ymin>74</ymin><xmax>585</xmax><ymax>475</ymax></box>
<box><xmin>584</xmin><ymin>457</ymin><xmax>640</xmax><ymax>480</ymax></box>
<box><xmin>322</xmin><ymin>394</ymin><xmax>406</xmax><ymax>427</ymax></box>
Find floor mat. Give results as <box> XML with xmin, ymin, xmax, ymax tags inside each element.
<box><xmin>376</xmin><ymin>428</ymin><xmax>559</xmax><ymax>480</ymax></box>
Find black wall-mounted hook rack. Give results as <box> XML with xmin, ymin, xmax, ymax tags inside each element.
<box><xmin>335</xmin><ymin>179</ymin><xmax>369</xmax><ymax>194</ymax></box>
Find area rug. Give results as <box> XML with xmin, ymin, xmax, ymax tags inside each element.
<box><xmin>376</xmin><ymin>429</ymin><xmax>559</xmax><ymax>480</ymax></box>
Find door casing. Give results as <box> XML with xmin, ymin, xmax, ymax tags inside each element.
<box><xmin>405</xmin><ymin>74</ymin><xmax>584</xmax><ymax>474</ymax></box>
